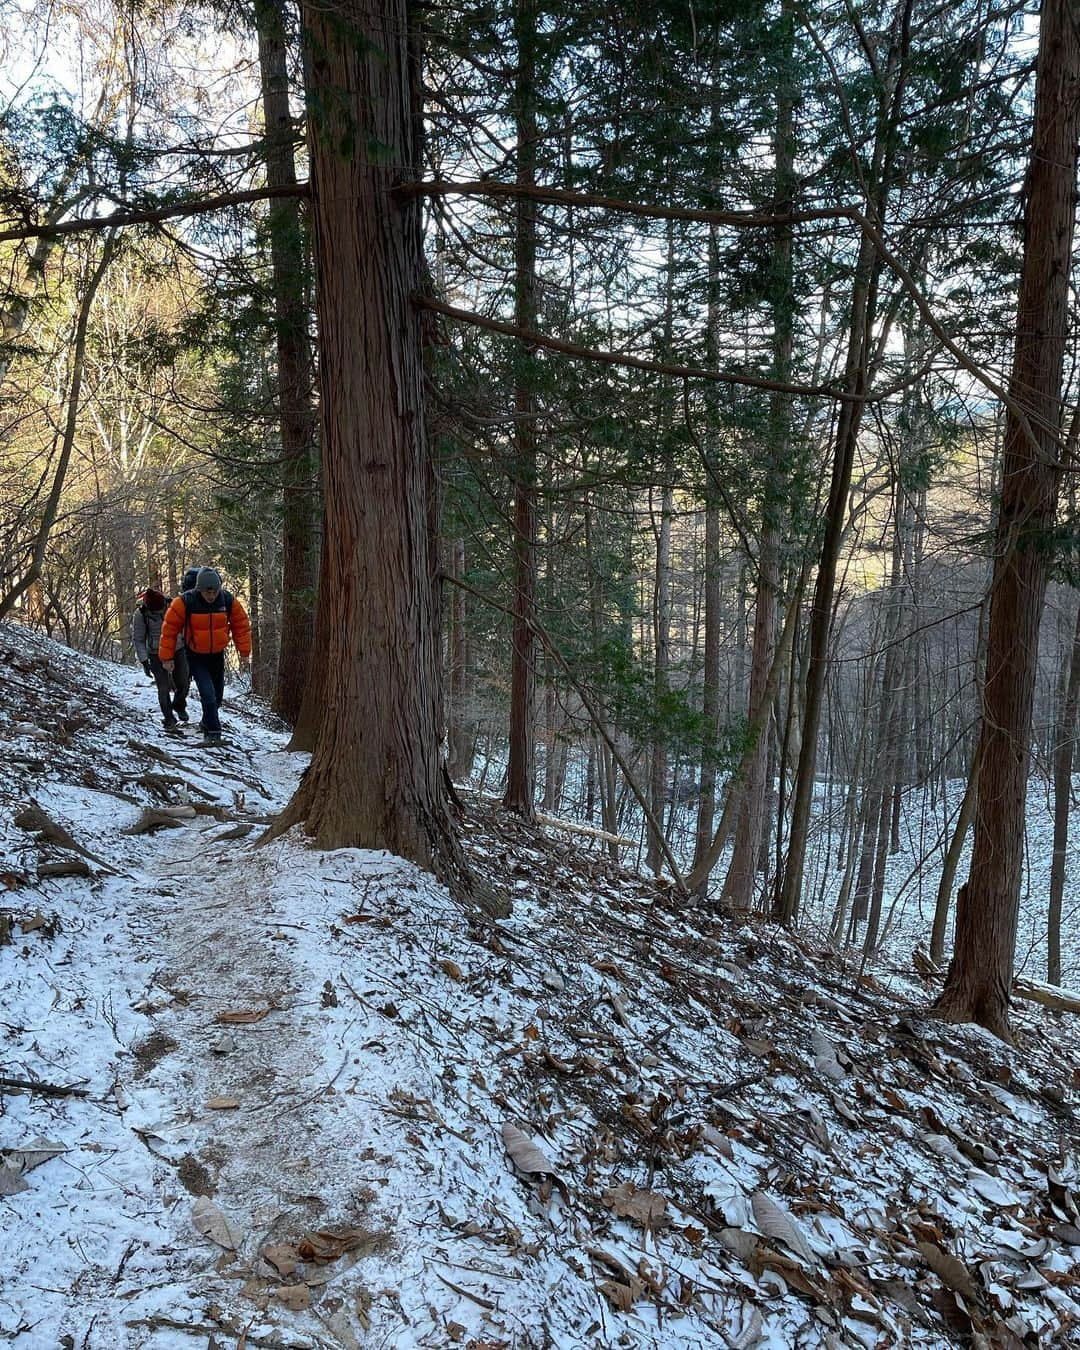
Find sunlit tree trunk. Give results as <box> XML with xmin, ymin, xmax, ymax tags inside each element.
<box><xmin>0</xmin><ymin>236</ymin><xmax>117</xmax><ymax>622</ymax></box>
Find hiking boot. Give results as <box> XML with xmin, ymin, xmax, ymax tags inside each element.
<box><xmin>201</xmin><ymin>732</ymin><xmax>223</xmax><ymax>748</ymax></box>
<box><xmin>174</xmin><ymin>705</ymin><xmax>189</xmax><ymax>723</ymax></box>
<box><xmin>163</xmin><ymin>716</ymin><xmax>179</xmax><ymax>732</ymax></box>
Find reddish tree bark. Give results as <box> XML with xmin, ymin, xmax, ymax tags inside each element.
<box><xmin>268</xmin><ymin>0</ymin><xmax>469</xmax><ymax>895</ymax></box>
<box><xmin>935</xmin><ymin>0</ymin><xmax>1080</xmax><ymax>1038</ymax></box>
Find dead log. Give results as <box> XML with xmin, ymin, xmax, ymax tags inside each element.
<box><xmin>457</xmin><ymin>788</ymin><xmax>633</xmax><ymax>848</ymax></box>
<box><xmin>120</xmin><ymin>805</ymin><xmax>197</xmax><ymax>835</ymax></box>
<box><xmin>1013</xmin><ymin>977</ymin><xmax>1080</xmax><ymax>1016</ymax></box>
<box><xmin>535</xmin><ymin>811</ymin><xmax>634</xmax><ymax>849</ymax></box>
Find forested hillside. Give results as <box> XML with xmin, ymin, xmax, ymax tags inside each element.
<box><xmin>2</xmin><ymin>0</ymin><xmax>1080</xmax><ymax>1343</ymax></box>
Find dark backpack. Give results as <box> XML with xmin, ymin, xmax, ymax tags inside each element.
<box><xmin>180</xmin><ymin>566</ymin><xmax>200</xmax><ymax>592</ymax></box>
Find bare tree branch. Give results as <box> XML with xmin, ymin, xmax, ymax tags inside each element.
<box><xmin>0</xmin><ymin>184</ymin><xmax>309</xmax><ymax>244</ymax></box>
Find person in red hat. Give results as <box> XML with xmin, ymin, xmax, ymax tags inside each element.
<box><xmin>132</xmin><ymin>586</ymin><xmax>190</xmax><ymax>731</ymax></box>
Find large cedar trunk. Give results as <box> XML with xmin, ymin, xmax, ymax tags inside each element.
<box><xmin>270</xmin><ymin>0</ymin><xmax>468</xmax><ymax>892</ymax></box>
<box><xmin>935</xmin><ymin>0</ymin><xmax>1080</xmax><ymax>1037</ymax></box>
<box><xmin>256</xmin><ymin>0</ymin><xmax>319</xmax><ymax>727</ymax></box>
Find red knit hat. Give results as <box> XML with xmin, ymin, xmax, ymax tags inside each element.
<box><xmin>141</xmin><ymin>588</ymin><xmax>167</xmax><ymax>611</ymax></box>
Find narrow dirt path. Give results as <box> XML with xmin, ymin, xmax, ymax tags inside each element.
<box><xmin>111</xmin><ymin>742</ymin><xmax>387</xmax><ymax>1347</ymax></box>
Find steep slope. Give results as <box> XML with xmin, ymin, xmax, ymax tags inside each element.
<box><xmin>0</xmin><ymin>624</ymin><xmax>1078</xmax><ymax>1348</ymax></box>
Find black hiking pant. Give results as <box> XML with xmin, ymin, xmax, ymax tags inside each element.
<box><xmin>188</xmin><ymin>651</ymin><xmax>226</xmax><ymax>734</ymax></box>
<box><xmin>149</xmin><ymin>649</ymin><xmax>189</xmax><ymax>723</ymax></box>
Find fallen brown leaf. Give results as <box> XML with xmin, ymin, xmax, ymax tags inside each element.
<box><xmin>599</xmin><ymin>1278</ymin><xmax>641</xmax><ymax>1311</ymax></box>
<box><xmin>917</xmin><ymin>1240</ymin><xmax>980</xmax><ymax>1303</ymax></box>
<box><xmin>601</xmin><ymin>1181</ymin><xmax>669</xmax><ymax>1228</ymax></box>
<box><xmin>296</xmin><ymin>1228</ymin><xmax>374</xmax><ymax>1264</ymax></box>
<box><xmin>191</xmin><ymin>1196</ymin><xmax>242</xmax><ymax>1250</ymax></box>
<box><xmin>275</xmin><ymin>1283</ymin><xmax>311</xmax><ymax>1311</ymax></box>
<box><xmin>206</xmin><ymin>1097</ymin><xmax>241</xmax><ymax>1110</ymax></box>
<box><xmin>263</xmin><ymin>1243</ymin><xmax>299</xmax><ymax>1277</ymax></box>
<box><xmin>214</xmin><ymin>1008</ymin><xmax>271</xmax><ymax>1025</ymax></box>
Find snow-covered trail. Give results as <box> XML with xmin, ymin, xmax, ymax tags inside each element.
<box><xmin>0</xmin><ymin>648</ymin><xmax>371</xmax><ymax>1346</ymax></box>
<box><xmin>1</xmin><ymin>643</ymin><xmax>556</xmax><ymax>1348</ymax></box>
<box><xmin>5</xmin><ymin>626</ymin><xmax>1080</xmax><ymax>1350</ymax></box>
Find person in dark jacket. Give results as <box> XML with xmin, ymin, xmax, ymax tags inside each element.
<box><xmin>132</xmin><ymin>587</ymin><xmax>190</xmax><ymax>730</ymax></box>
<box><xmin>159</xmin><ymin>567</ymin><xmax>251</xmax><ymax>745</ymax></box>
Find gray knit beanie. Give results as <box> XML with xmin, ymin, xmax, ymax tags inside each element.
<box><xmin>196</xmin><ymin>567</ymin><xmax>222</xmax><ymax>591</ymax></box>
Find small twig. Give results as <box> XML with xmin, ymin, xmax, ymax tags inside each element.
<box><xmin>430</xmin><ymin>1268</ymin><xmax>499</xmax><ymax>1310</ymax></box>
<box><xmin>0</xmin><ymin>1074</ymin><xmax>89</xmax><ymax>1097</ymax></box>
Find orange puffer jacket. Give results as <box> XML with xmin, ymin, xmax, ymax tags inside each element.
<box><xmin>159</xmin><ymin>589</ymin><xmax>252</xmax><ymax>661</ymax></box>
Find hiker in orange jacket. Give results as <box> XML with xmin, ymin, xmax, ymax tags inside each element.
<box><xmin>159</xmin><ymin>567</ymin><xmax>251</xmax><ymax>744</ymax></box>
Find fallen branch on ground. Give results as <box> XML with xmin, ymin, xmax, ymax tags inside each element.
<box><xmin>0</xmin><ymin>1075</ymin><xmax>88</xmax><ymax>1097</ymax></box>
<box><xmin>13</xmin><ymin>802</ymin><xmax>117</xmax><ymax>872</ymax></box>
<box><xmin>1013</xmin><ymin>977</ymin><xmax>1080</xmax><ymax>1016</ymax></box>
<box><xmin>37</xmin><ymin>858</ymin><xmax>92</xmax><ymax>878</ymax></box>
<box><xmin>121</xmin><ymin>806</ymin><xmax>197</xmax><ymax>835</ymax></box>
<box><xmin>457</xmin><ymin>788</ymin><xmax>634</xmax><ymax>847</ymax></box>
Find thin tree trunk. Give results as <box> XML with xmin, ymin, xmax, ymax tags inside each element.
<box><xmin>721</xmin><ymin>22</ymin><xmax>793</xmax><ymax>905</ymax></box>
<box><xmin>503</xmin><ymin>0</ymin><xmax>539</xmax><ymax>819</ymax></box>
<box><xmin>647</xmin><ymin>480</ymin><xmax>674</xmax><ymax>874</ymax></box>
<box><xmin>287</xmin><ymin>528</ymin><xmax>327</xmax><ymax>752</ymax></box>
<box><xmin>776</xmin><ymin>228</ymin><xmax>877</xmax><ymax>925</ymax></box>
<box><xmin>0</xmin><ymin>236</ymin><xmax>117</xmax><ymax>622</ymax></box>
<box><xmin>647</xmin><ymin>221</ymin><xmax>677</xmax><ymax>875</ymax></box>
<box><xmin>1048</xmin><ymin>594</ymin><xmax>1080</xmax><ymax>985</ymax></box>
<box><xmin>255</xmin><ymin>0</ymin><xmax>319</xmax><ymax>727</ymax></box>
<box><xmin>248</xmin><ymin>545</ymin><xmax>262</xmax><ymax>688</ymax></box>
<box><xmin>930</xmin><ymin>734</ymin><xmax>981</xmax><ymax>963</ymax></box>
<box><xmin>446</xmin><ymin>537</ymin><xmax>476</xmax><ymax>781</ymax></box>
<box><xmin>777</xmin><ymin>0</ymin><xmax>916</xmax><ymax>925</ymax></box>
<box><xmin>163</xmin><ymin>504</ymin><xmax>179</xmax><ymax>597</ymax></box>
<box><xmin>686</xmin><ymin>582</ymin><xmax>802</xmax><ymax>894</ymax></box>
<box><xmin>692</xmin><ymin>495</ymin><xmax>722</xmax><ymax>881</ymax></box>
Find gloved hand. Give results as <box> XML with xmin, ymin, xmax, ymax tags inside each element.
<box><xmin>142</xmin><ymin>660</ymin><xmax>152</xmax><ymax>678</ymax></box>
